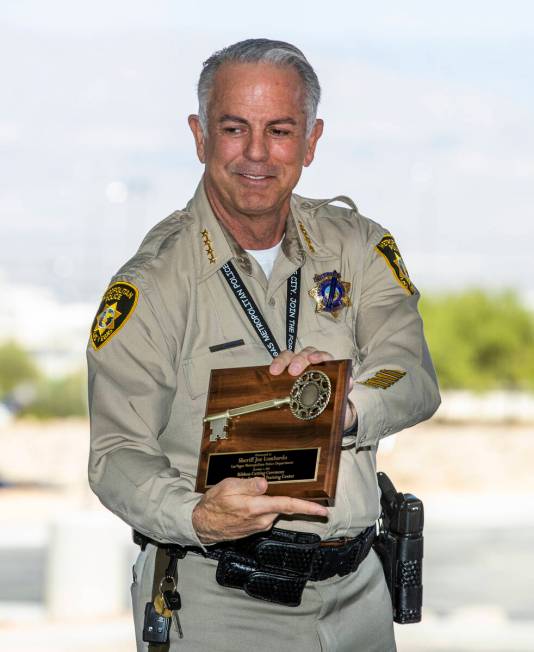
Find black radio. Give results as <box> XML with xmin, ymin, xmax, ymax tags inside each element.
<box><xmin>373</xmin><ymin>471</ymin><xmax>424</xmax><ymax>624</ymax></box>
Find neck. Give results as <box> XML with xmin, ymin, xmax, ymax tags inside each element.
<box><xmin>217</xmin><ymin>212</ymin><xmax>286</xmax><ymax>250</ymax></box>
<box><xmin>204</xmin><ymin>184</ymin><xmax>288</xmax><ymax>250</ymax></box>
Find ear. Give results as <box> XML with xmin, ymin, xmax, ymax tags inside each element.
<box><xmin>188</xmin><ymin>114</ymin><xmax>206</xmax><ymax>163</ymax></box>
<box><xmin>303</xmin><ymin>119</ymin><xmax>324</xmax><ymax>168</ymax></box>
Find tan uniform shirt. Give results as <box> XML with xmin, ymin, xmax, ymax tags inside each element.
<box><xmin>87</xmin><ymin>180</ymin><xmax>440</xmax><ymax>547</ymax></box>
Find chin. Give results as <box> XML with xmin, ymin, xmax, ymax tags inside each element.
<box><xmin>232</xmin><ymin>193</ymin><xmax>278</xmax><ymax>216</ymax></box>
<box><xmin>236</xmin><ymin>202</ymin><xmax>276</xmax><ymax>217</ymax></box>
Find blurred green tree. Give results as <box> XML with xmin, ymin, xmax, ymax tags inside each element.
<box><xmin>420</xmin><ymin>290</ymin><xmax>534</xmax><ymax>391</ymax></box>
<box><xmin>0</xmin><ymin>340</ymin><xmax>40</xmax><ymax>398</ymax></box>
<box><xmin>20</xmin><ymin>371</ymin><xmax>87</xmax><ymax>419</ymax></box>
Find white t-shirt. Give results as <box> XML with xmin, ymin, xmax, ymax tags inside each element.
<box><xmin>245</xmin><ymin>240</ymin><xmax>283</xmax><ymax>279</ymax></box>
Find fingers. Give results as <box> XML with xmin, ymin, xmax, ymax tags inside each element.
<box><xmin>192</xmin><ymin>477</ymin><xmax>328</xmax><ymax>544</ymax></box>
<box><xmin>288</xmin><ymin>348</ymin><xmax>333</xmax><ymax>375</ymax></box>
<box><xmin>269</xmin><ymin>346</ymin><xmax>334</xmax><ymax>376</ymax></box>
<box><xmin>251</xmin><ymin>494</ymin><xmax>328</xmax><ymax>518</ymax></box>
<box><xmin>221</xmin><ymin>479</ymin><xmax>327</xmax><ymax>518</ymax></box>
<box><xmin>215</xmin><ymin>475</ymin><xmax>268</xmax><ymax>496</ymax></box>
<box><xmin>269</xmin><ymin>350</ymin><xmax>294</xmax><ymax>375</ymax></box>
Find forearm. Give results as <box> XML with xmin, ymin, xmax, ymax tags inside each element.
<box><xmin>89</xmin><ymin>445</ymin><xmax>203</xmax><ymax>546</ymax></box>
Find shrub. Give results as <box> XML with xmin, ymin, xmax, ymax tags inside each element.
<box><xmin>0</xmin><ymin>340</ymin><xmax>40</xmax><ymax>398</ymax></box>
<box><xmin>419</xmin><ymin>290</ymin><xmax>534</xmax><ymax>391</ymax></box>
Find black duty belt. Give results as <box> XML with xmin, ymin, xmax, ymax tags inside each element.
<box><xmin>134</xmin><ymin>525</ymin><xmax>376</xmax><ymax>607</ymax></box>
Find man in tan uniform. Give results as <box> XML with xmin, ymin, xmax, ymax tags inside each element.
<box><xmin>87</xmin><ymin>39</ymin><xmax>440</xmax><ymax>651</ymax></box>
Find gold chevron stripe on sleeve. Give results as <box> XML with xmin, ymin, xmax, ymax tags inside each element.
<box><xmin>357</xmin><ymin>369</ymin><xmax>406</xmax><ymax>389</ymax></box>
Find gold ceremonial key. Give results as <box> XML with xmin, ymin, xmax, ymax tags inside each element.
<box><xmin>153</xmin><ymin>593</ymin><xmax>172</xmax><ymax>619</ymax></box>
<box><xmin>204</xmin><ymin>370</ymin><xmax>332</xmax><ymax>441</ymax></box>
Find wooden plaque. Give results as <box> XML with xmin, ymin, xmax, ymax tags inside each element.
<box><xmin>195</xmin><ymin>359</ymin><xmax>352</xmax><ymax>505</ymax></box>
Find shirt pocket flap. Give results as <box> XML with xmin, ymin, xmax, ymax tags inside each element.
<box><xmin>182</xmin><ymin>342</ymin><xmax>269</xmax><ymax>400</ymax></box>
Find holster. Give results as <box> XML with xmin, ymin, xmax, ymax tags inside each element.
<box><xmin>214</xmin><ymin>528</ymin><xmax>320</xmax><ymax>606</ymax></box>
<box><xmin>216</xmin><ymin>551</ymin><xmax>308</xmax><ymax>606</ymax></box>
<box><xmin>372</xmin><ymin>472</ymin><xmax>424</xmax><ymax>624</ymax></box>
<box><xmin>213</xmin><ymin>525</ymin><xmax>376</xmax><ymax>607</ymax></box>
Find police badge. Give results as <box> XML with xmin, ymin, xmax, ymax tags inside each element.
<box><xmin>309</xmin><ymin>270</ymin><xmax>351</xmax><ymax>318</ymax></box>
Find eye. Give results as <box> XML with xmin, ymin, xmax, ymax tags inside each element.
<box><xmin>222</xmin><ymin>125</ymin><xmax>246</xmax><ymax>135</ymax></box>
<box><xmin>269</xmin><ymin>127</ymin><xmax>291</xmax><ymax>137</ymax></box>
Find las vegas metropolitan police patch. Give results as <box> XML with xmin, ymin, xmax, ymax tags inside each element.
<box><xmin>375</xmin><ymin>234</ymin><xmax>416</xmax><ymax>295</ymax></box>
<box><xmin>90</xmin><ymin>281</ymin><xmax>138</xmax><ymax>350</ymax></box>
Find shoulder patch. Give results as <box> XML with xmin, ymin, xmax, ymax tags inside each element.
<box><xmin>90</xmin><ymin>281</ymin><xmax>139</xmax><ymax>350</ymax></box>
<box><xmin>375</xmin><ymin>234</ymin><xmax>416</xmax><ymax>295</ymax></box>
<box><xmin>357</xmin><ymin>369</ymin><xmax>406</xmax><ymax>389</ymax></box>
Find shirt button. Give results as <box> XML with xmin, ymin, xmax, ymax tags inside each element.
<box><xmin>269</xmin><ymin>298</ymin><xmax>276</xmax><ymax>306</ymax></box>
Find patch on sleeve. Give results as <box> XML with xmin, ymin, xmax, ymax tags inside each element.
<box><xmin>90</xmin><ymin>281</ymin><xmax>139</xmax><ymax>350</ymax></box>
<box><xmin>357</xmin><ymin>369</ymin><xmax>406</xmax><ymax>389</ymax></box>
<box><xmin>375</xmin><ymin>234</ymin><xmax>416</xmax><ymax>295</ymax></box>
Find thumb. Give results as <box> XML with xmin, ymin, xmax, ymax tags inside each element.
<box><xmin>248</xmin><ymin>476</ymin><xmax>268</xmax><ymax>494</ymax></box>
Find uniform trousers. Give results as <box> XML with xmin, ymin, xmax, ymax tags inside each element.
<box><xmin>131</xmin><ymin>542</ymin><xmax>396</xmax><ymax>652</ymax></box>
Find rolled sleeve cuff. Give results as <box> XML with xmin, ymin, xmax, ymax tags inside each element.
<box><xmin>349</xmin><ymin>383</ymin><xmax>387</xmax><ymax>448</ymax></box>
<box><xmin>161</xmin><ymin>486</ymin><xmax>208</xmax><ymax>551</ymax></box>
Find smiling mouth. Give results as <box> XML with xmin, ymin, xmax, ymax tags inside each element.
<box><xmin>238</xmin><ymin>173</ymin><xmax>274</xmax><ymax>181</ymax></box>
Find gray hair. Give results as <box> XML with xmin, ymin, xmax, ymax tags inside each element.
<box><xmin>197</xmin><ymin>38</ymin><xmax>321</xmax><ymax>136</ymax></box>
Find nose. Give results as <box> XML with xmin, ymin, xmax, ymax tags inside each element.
<box><xmin>244</xmin><ymin>129</ymin><xmax>269</xmax><ymax>162</ymax></box>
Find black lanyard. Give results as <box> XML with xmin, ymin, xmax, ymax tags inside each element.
<box><xmin>220</xmin><ymin>261</ymin><xmax>300</xmax><ymax>358</ymax></box>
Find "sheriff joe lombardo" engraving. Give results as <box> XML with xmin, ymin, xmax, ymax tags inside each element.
<box><xmin>205</xmin><ymin>447</ymin><xmax>321</xmax><ymax>487</ymax></box>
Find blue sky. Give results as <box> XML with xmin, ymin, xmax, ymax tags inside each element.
<box><xmin>1</xmin><ymin>1</ymin><xmax>533</xmax><ymax>303</ymax></box>
<box><xmin>4</xmin><ymin>1</ymin><xmax>534</xmax><ymax>39</ymax></box>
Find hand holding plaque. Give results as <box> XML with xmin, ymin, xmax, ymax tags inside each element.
<box><xmin>195</xmin><ymin>359</ymin><xmax>352</xmax><ymax>505</ymax></box>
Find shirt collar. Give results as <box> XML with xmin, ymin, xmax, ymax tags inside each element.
<box><xmin>187</xmin><ymin>179</ymin><xmax>236</xmax><ymax>281</ymax></box>
<box><xmin>188</xmin><ymin>178</ymin><xmax>313</xmax><ymax>281</ymax></box>
<box><xmin>289</xmin><ymin>193</ymin><xmax>340</xmax><ymax>260</ymax></box>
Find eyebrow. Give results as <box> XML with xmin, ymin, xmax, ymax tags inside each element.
<box><xmin>218</xmin><ymin>114</ymin><xmax>298</xmax><ymax>126</ymax></box>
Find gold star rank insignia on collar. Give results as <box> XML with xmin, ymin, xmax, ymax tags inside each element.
<box><xmin>309</xmin><ymin>270</ymin><xmax>351</xmax><ymax>318</ymax></box>
<box><xmin>201</xmin><ymin>228</ymin><xmax>216</xmax><ymax>264</ymax></box>
<box><xmin>90</xmin><ymin>281</ymin><xmax>138</xmax><ymax>350</ymax></box>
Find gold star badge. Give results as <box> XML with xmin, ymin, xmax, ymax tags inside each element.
<box><xmin>309</xmin><ymin>270</ymin><xmax>351</xmax><ymax>318</ymax></box>
<box><xmin>95</xmin><ymin>302</ymin><xmax>121</xmax><ymax>336</ymax></box>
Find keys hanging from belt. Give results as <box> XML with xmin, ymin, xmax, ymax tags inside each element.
<box><xmin>154</xmin><ymin>576</ymin><xmax>183</xmax><ymax>639</ymax></box>
<box><xmin>143</xmin><ymin>547</ymin><xmax>185</xmax><ymax>644</ymax></box>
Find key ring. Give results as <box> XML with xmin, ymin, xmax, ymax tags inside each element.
<box><xmin>290</xmin><ymin>370</ymin><xmax>331</xmax><ymax>420</ymax></box>
<box><xmin>159</xmin><ymin>575</ymin><xmax>177</xmax><ymax>594</ymax></box>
